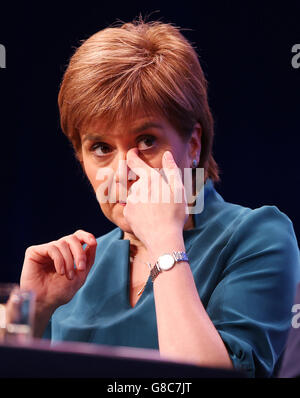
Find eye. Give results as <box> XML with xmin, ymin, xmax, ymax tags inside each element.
<box><xmin>90</xmin><ymin>142</ymin><xmax>112</xmax><ymax>157</ymax></box>
<box><xmin>137</xmin><ymin>135</ymin><xmax>157</xmax><ymax>151</ymax></box>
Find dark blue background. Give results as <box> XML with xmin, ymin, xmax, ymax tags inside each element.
<box><xmin>0</xmin><ymin>1</ymin><xmax>299</xmax><ymax>282</ymax></box>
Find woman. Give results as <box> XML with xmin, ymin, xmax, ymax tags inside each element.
<box><xmin>20</xmin><ymin>18</ymin><xmax>300</xmax><ymax>377</ymax></box>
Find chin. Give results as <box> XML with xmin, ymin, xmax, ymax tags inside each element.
<box><xmin>116</xmin><ymin>219</ymin><xmax>134</xmax><ymax>235</ymax></box>
<box><xmin>101</xmin><ymin>204</ymin><xmax>133</xmax><ymax>235</ymax></box>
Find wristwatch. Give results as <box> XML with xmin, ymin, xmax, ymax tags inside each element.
<box><xmin>150</xmin><ymin>251</ymin><xmax>189</xmax><ymax>282</ymax></box>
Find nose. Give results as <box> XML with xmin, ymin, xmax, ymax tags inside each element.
<box><xmin>114</xmin><ymin>152</ymin><xmax>137</xmax><ymax>184</ymax></box>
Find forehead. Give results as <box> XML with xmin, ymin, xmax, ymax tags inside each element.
<box><xmin>81</xmin><ymin>110</ymin><xmax>176</xmax><ymax>140</ymax></box>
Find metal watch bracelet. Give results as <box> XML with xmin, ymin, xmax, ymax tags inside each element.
<box><xmin>150</xmin><ymin>251</ymin><xmax>189</xmax><ymax>282</ymax></box>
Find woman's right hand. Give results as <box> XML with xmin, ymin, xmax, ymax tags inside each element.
<box><xmin>20</xmin><ymin>229</ymin><xmax>98</xmax><ymax>315</ymax></box>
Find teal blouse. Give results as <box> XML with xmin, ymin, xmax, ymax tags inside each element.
<box><xmin>48</xmin><ymin>179</ymin><xmax>300</xmax><ymax>377</ymax></box>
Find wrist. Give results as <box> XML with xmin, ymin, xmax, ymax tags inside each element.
<box><xmin>35</xmin><ymin>300</ymin><xmax>56</xmax><ymax>320</ymax></box>
<box><xmin>150</xmin><ymin>250</ymin><xmax>189</xmax><ymax>283</ymax></box>
<box><xmin>147</xmin><ymin>233</ymin><xmax>185</xmax><ymax>265</ymax></box>
<box><xmin>33</xmin><ymin>301</ymin><xmax>56</xmax><ymax>339</ymax></box>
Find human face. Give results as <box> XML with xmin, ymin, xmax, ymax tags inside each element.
<box><xmin>79</xmin><ymin>113</ymin><xmax>201</xmax><ymax>234</ymax></box>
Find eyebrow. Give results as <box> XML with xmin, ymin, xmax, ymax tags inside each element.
<box><xmin>82</xmin><ymin>122</ymin><xmax>164</xmax><ymax>142</ymax></box>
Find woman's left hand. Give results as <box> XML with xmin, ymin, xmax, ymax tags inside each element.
<box><xmin>123</xmin><ymin>148</ymin><xmax>188</xmax><ymax>251</ymax></box>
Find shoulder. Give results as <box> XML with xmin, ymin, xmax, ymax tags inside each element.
<box><xmin>201</xmin><ymin>188</ymin><xmax>299</xmax><ymax>251</ymax></box>
<box><xmin>226</xmin><ymin>205</ymin><xmax>299</xmax><ymax>257</ymax></box>
<box><xmin>194</xmin><ymin>183</ymin><xmax>297</xmax><ymax>248</ymax></box>
<box><xmin>217</xmin><ymin>204</ymin><xmax>300</xmax><ymax>295</ymax></box>
<box><xmin>195</xmin><ymin>188</ymin><xmax>299</xmax><ymax>261</ymax></box>
<box><xmin>194</xmin><ymin>197</ymin><xmax>300</xmax><ymax>282</ymax></box>
<box><xmin>239</xmin><ymin>204</ymin><xmax>294</xmax><ymax>232</ymax></box>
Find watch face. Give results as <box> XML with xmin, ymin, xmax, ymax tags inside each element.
<box><xmin>158</xmin><ymin>254</ymin><xmax>175</xmax><ymax>271</ymax></box>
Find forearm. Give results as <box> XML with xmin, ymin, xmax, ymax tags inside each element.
<box><xmin>32</xmin><ymin>302</ymin><xmax>54</xmax><ymax>339</ymax></box>
<box><xmin>149</xmin><ymin>233</ymin><xmax>233</xmax><ymax>369</ymax></box>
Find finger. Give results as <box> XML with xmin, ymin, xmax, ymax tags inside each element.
<box><xmin>161</xmin><ymin>151</ymin><xmax>183</xmax><ymax>194</ymax></box>
<box><xmin>73</xmin><ymin>230</ymin><xmax>98</xmax><ymax>271</ymax></box>
<box><xmin>42</xmin><ymin>244</ymin><xmax>66</xmax><ymax>276</ymax></box>
<box><xmin>55</xmin><ymin>239</ymin><xmax>78</xmax><ymax>280</ymax></box>
<box><xmin>64</xmin><ymin>235</ymin><xmax>88</xmax><ymax>275</ymax></box>
<box><xmin>127</xmin><ymin>179</ymin><xmax>147</xmax><ymax>205</ymax></box>
<box><xmin>73</xmin><ymin>229</ymin><xmax>97</xmax><ymax>247</ymax></box>
<box><xmin>126</xmin><ymin>147</ymin><xmax>154</xmax><ymax>178</ymax></box>
<box><xmin>128</xmin><ymin>180</ymin><xmax>140</xmax><ymax>195</ymax></box>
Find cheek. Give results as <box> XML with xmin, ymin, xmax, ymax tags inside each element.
<box><xmin>83</xmin><ymin>160</ymin><xmax>119</xmax><ymax>207</ymax></box>
<box><xmin>168</xmin><ymin>148</ymin><xmax>191</xmax><ymax>186</ymax></box>
<box><xmin>82</xmin><ymin>154</ymin><xmax>97</xmax><ymax>188</ymax></box>
<box><xmin>170</xmin><ymin>147</ymin><xmax>190</xmax><ymax>170</ymax></box>
<box><xmin>138</xmin><ymin>152</ymin><xmax>162</xmax><ymax>170</ymax></box>
<box><xmin>98</xmin><ymin>202</ymin><xmax>113</xmax><ymax>220</ymax></box>
<box><xmin>83</xmin><ymin>159</ymin><xmax>109</xmax><ymax>193</ymax></box>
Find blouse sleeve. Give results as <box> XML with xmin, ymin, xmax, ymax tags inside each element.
<box><xmin>205</xmin><ymin>206</ymin><xmax>300</xmax><ymax>377</ymax></box>
<box><xmin>42</xmin><ymin>317</ymin><xmax>52</xmax><ymax>340</ymax></box>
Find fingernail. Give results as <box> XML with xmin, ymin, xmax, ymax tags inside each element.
<box><xmin>164</xmin><ymin>151</ymin><xmax>173</xmax><ymax>161</ymax></box>
<box><xmin>68</xmin><ymin>270</ymin><xmax>74</xmax><ymax>280</ymax></box>
<box><xmin>78</xmin><ymin>261</ymin><xmax>86</xmax><ymax>271</ymax></box>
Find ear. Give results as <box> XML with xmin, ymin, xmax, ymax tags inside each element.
<box><xmin>187</xmin><ymin>122</ymin><xmax>202</xmax><ymax>166</ymax></box>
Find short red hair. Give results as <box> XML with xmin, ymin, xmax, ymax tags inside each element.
<box><xmin>58</xmin><ymin>18</ymin><xmax>220</xmax><ymax>182</ymax></box>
